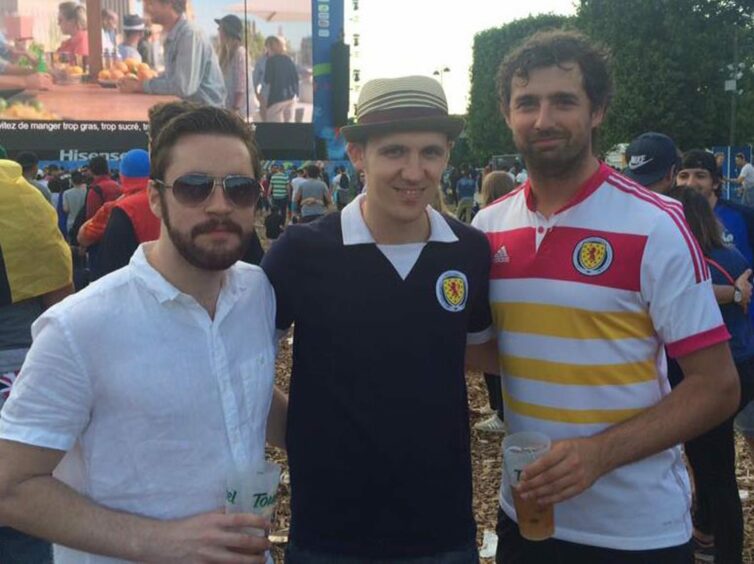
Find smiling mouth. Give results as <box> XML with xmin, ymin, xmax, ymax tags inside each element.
<box><xmin>393</xmin><ymin>187</ymin><xmax>426</xmax><ymax>195</ymax></box>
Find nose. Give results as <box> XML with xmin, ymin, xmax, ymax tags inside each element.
<box><xmin>533</xmin><ymin>102</ymin><xmax>556</xmax><ymax>131</ymax></box>
<box><xmin>205</xmin><ymin>180</ymin><xmax>233</xmax><ymax>214</ymax></box>
<box><xmin>401</xmin><ymin>153</ymin><xmax>424</xmax><ymax>184</ymax></box>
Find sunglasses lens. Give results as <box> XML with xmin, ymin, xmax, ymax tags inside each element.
<box><xmin>172</xmin><ymin>174</ymin><xmax>214</xmax><ymax>205</ymax></box>
<box><xmin>224</xmin><ymin>176</ymin><xmax>260</xmax><ymax>207</ymax></box>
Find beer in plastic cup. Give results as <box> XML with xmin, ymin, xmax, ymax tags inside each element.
<box><xmin>225</xmin><ymin>460</ymin><xmax>281</xmax><ymax>538</ymax></box>
<box><xmin>502</xmin><ymin>431</ymin><xmax>554</xmax><ymax>541</ymax></box>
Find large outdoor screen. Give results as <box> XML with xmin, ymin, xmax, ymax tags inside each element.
<box><xmin>0</xmin><ymin>0</ymin><xmax>342</xmax><ymax>161</ymax></box>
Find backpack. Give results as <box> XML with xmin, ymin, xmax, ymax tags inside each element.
<box><xmin>339</xmin><ymin>172</ymin><xmax>350</xmax><ymax>190</ymax></box>
<box><xmin>68</xmin><ymin>184</ymin><xmax>103</xmax><ymax>244</ymax></box>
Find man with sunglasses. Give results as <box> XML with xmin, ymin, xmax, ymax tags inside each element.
<box><xmin>263</xmin><ymin>76</ymin><xmax>493</xmax><ymax>562</ymax></box>
<box><xmin>0</xmin><ymin>106</ymin><xmax>286</xmax><ymax>564</ymax></box>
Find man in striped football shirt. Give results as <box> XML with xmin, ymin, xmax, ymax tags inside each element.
<box><xmin>470</xmin><ymin>29</ymin><xmax>739</xmax><ymax>564</ymax></box>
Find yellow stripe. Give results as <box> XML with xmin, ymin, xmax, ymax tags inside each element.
<box><xmin>501</xmin><ymin>355</ymin><xmax>656</xmax><ymax>386</ymax></box>
<box><xmin>502</xmin><ymin>390</ymin><xmax>645</xmax><ymax>425</ymax></box>
<box><xmin>494</xmin><ymin>302</ymin><xmax>654</xmax><ymax>340</ymax></box>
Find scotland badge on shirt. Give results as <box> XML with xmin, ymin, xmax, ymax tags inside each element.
<box><xmin>436</xmin><ymin>270</ymin><xmax>468</xmax><ymax>312</ymax></box>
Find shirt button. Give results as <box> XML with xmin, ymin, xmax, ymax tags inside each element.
<box><xmin>537</xmin><ymin>226</ymin><xmax>545</xmax><ymax>234</ymax></box>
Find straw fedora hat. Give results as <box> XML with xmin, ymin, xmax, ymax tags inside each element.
<box><xmin>340</xmin><ymin>75</ymin><xmax>464</xmax><ymax>142</ymax></box>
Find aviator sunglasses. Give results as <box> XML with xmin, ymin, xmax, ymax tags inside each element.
<box><xmin>153</xmin><ymin>174</ymin><xmax>261</xmax><ymax>208</ymax></box>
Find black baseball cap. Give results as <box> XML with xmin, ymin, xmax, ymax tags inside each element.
<box><xmin>623</xmin><ymin>132</ymin><xmax>679</xmax><ymax>187</ymax></box>
<box><xmin>215</xmin><ymin>15</ymin><xmax>243</xmax><ymax>40</ymax></box>
<box><xmin>680</xmin><ymin>150</ymin><xmax>719</xmax><ymax>179</ymax></box>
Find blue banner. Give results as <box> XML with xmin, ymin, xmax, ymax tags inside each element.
<box><xmin>311</xmin><ymin>0</ymin><xmax>347</xmax><ymax>160</ymax></box>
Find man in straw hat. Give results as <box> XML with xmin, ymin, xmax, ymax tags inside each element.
<box><xmin>262</xmin><ymin>75</ymin><xmax>494</xmax><ymax>562</ymax></box>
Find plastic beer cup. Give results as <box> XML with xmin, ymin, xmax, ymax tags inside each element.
<box><xmin>225</xmin><ymin>460</ymin><xmax>281</xmax><ymax>538</ymax></box>
<box><xmin>502</xmin><ymin>431</ymin><xmax>555</xmax><ymax>541</ymax></box>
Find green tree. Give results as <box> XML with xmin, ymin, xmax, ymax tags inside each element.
<box><xmin>466</xmin><ymin>14</ymin><xmax>573</xmax><ymax>162</ymax></box>
<box><xmin>577</xmin><ymin>0</ymin><xmax>753</xmax><ymax>150</ymax></box>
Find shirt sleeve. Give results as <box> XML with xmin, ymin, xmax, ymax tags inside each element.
<box><xmin>260</xmin><ymin>228</ymin><xmax>298</xmax><ymax>332</ymax></box>
<box><xmin>641</xmin><ymin>206</ymin><xmax>729</xmax><ymax>358</ymax></box>
<box><xmin>143</xmin><ymin>28</ymin><xmax>203</xmax><ymax>98</ymax></box>
<box><xmin>80</xmin><ymin>201</ymin><xmax>114</xmax><ymax>246</ymax></box>
<box><xmin>0</xmin><ymin>313</ymin><xmax>93</xmax><ymax>451</ymax></box>
<box><xmin>98</xmin><ymin>207</ymin><xmax>139</xmax><ymax>276</ymax></box>
<box><xmin>466</xmin><ymin>230</ymin><xmax>494</xmax><ymax>345</ymax></box>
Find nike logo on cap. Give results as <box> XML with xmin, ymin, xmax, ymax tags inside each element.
<box><xmin>628</xmin><ymin>155</ymin><xmax>653</xmax><ymax>170</ymax></box>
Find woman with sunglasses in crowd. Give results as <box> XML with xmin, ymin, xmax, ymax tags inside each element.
<box><xmin>668</xmin><ymin>185</ymin><xmax>754</xmax><ymax>564</ymax></box>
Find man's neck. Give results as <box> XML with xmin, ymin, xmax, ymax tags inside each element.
<box><xmin>709</xmin><ymin>193</ymin><xmax>718</xmax><ymax>209</ymax></box>
<box><xmin>528</xmin><ymin>155</ymin><xmax>601</xmax><ymax>217</ymax></box>
<box><xmin>145</xmin><ymin>239</ymin><xmax>226</xmax><ymax>319</ymax></box>
<box><xmin>361</xmin><ymin>198</ymin><xmax>430</xmax><ymax>245</ymax></box>
<box><xmin>161</xmin><ymin>13</ymin><xmax>182</xmax><ymax>33</ymax></box>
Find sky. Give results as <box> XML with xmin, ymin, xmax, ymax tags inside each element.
<box><xmin>348</xmin><ymin>0</ymin><xmax>577</xmax><ymax>114</ymax></box>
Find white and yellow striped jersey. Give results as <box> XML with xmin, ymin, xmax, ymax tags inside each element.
<box><xmin>472</xmin><ymin>163</ymin><xmax>729</xmax><ymax>550</ymax></box>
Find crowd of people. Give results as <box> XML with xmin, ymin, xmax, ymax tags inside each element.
<box><xmin>0</xmin><ymin>0</ymin><xmax>310</xmax><ymax>122</ymax></box>
<box><xmin>1</xmin><ymin>27</ymin><xmax>754</xmax><ymax>564</ymax></box>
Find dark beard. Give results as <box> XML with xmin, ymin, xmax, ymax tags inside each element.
<box><xmin>160</xmin><ymin>192</ymin><xmax>252</xmax><ymax>271</ymax></box>
<box><xmin>517</xmin><ymin>134</ymin><xmax>592</xmax><ymax>179</ymax></box>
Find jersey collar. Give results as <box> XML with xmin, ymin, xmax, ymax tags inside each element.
<box><xmin>523</xmin><ymin>161</ymin><xmax>611</xmax><ymax>215</ymax></box>
<box><xmin>341</xmin><ymin>193</ymin><xmax>459</xmax><ymax>245</ymax></box>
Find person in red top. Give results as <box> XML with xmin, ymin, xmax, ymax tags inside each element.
<box><xmin>78</xmin><ymin>149</ymin><xmax>155</xmax><ymax>248</ymax></box>
<box><xmin>85</xmin><ymin>156</ymin><xmax>121</xmax><ymax>219</ymax></box>
<box><xmin>56</xmin><ymin>2</ymin><xmax>89</xmax><ymax>59</ymax></box>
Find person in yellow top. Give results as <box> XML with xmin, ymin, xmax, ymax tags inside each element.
<box><xmin>0</xmin><ymin>158</ymin><xmax>72</xmax><ymax>563</ymax></box>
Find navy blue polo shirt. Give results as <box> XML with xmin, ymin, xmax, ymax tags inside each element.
<box><xmin>262</xmin><ymin>198</ymin><xmax>492</xmax><ymax>558</ymax></box>
<box><xmin>707</xmin><ymin>246</ymin><xmax>754</xmax><ymax>361</ymax></box>
<box><xmin>715</xmin><ymin>203</ymin><xmax>753</xmax><ymax>265</ymax></box>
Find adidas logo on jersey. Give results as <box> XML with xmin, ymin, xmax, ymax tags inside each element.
<box><xmin>493</xmin><ymin>245</ymin><xmax>510</xmax><ymax>264</ymax></box>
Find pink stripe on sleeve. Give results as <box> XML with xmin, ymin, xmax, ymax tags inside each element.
<box><xmin>666</xmin><ymin>325</ymin><xmax>731</xmax><ymax>358</ymax></box>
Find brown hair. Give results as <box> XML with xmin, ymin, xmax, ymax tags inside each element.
<box><xmin>497</xmin><ymin>29</ymin><xmax>614</xmax><ymax>114</ymax></box>
<box><xmin>265</xmin><ymin>35</ymin><xmax>284</xmax><ymax>55</ymax></box>
<box><xmin>218</xmin><ymin>35</ymin><xmax>243</xmax><ymax>72</ymax></box>
<box><xmin>147</xmin><ymin>100</ymin><xmax>201</xmax><ymax>144</ymax></box>
<box><xmin>666</xmin><ymin>185</ymin><xmax>723</xmax><ymax>255</ymax></box>
<box><xmin>480</xmin><ymin>171</ymin><xmax>515</xmax><ymax>207</ymax></box>
<box><xmin>59</xmin><ymin>2</ymin><xmax>87</xmax><ymax>30</ymax></box>
<box><xmin>150</xmin><ymin>106</ymin><xmax>261</xmax><ymax>181</ymax></box>
<box><xmin>152</xmin><ymin>0</ymin><xmax>186</xmax><ymax>14</ymax></box>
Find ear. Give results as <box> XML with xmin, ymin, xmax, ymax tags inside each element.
<box><xmin>346</xmin><ymin>142</ymin><xmax>366</xmax><ymax>172</ymax></box>
<box><xmin>590</xmin><ymin>105</ymin><xmax>606</xmax><ymax>129</ymax></box>
<box><xmin>147</xmin><ymin>180</ymin><xmax>164</xmax><ymax>220</ymax></box>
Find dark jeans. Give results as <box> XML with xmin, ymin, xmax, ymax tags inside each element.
<box><xmin>683</xmin><ymin>355</ymin><xmax>754</xmax><ymax>564</ymax></box>
<box><xmin>495</xmin><ymin>508</ymin><xmax>692</xmax><ymax>564</ymax></box>
<box><xmin>0</xmin><ymin>527</ymin><xmax>52</xmax><ymax>564</ymax></box>
<box><xmin>483</xmin><ymin>372</ymin><xmax>505</xmax><ymax>420</ymax></box>
<box><xmin>272</xmin><ymin>197</ymin><xmax>289</xmax><ymax>215</ymax></box>
<box><xmin>285</xmin><ymin>541</ymin><xmax>478</xmax><ymax>564</ymax></box>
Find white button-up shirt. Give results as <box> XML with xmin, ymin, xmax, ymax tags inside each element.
<box><xmin>0</xmin><ymin>245</ymin><xmax>276</xmax><ymax>563</ymax></box>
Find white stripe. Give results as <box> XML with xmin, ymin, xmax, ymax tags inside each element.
<box><xmin>490</xmin><ymin>278</ymin><xmax>645</xmax><ymax>313</ymax></box>
<box><xmin>505</xmin><ymin>374</ymin><xmax>663</xmax><ymax>412</ymax></box>
<box><xmin>608</xmin><ymin>174</ymin><xmax>707</xmax><ymax>282</ymax></box>
<box><xmin>468</xmin><ymin>326</ymin><xmax>495</xmax><ymax>346</ymax></box>
<box><xmin>498</xmin><ymin>331</ymin><xmax>659</xmax><ymax>365</ymax></box>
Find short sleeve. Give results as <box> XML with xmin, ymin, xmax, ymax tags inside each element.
<box><xmin>0</xmin><ymin>313</ymin><xmax>93</xmax><ymax>451</ymax></box>
<box><xmin>640</xmin><ymin>208</ymin><xmax>729</xmax><ymax>358</ymax></box>
<box><xmin>260</xmin><ymin>229</ymin><xmax>298</xmax><ymax>332</ymax></box>
<box><xmin>466</xmin><ymin>231</ymin><xmax>494</xmax><ymax>345</ymax></box>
